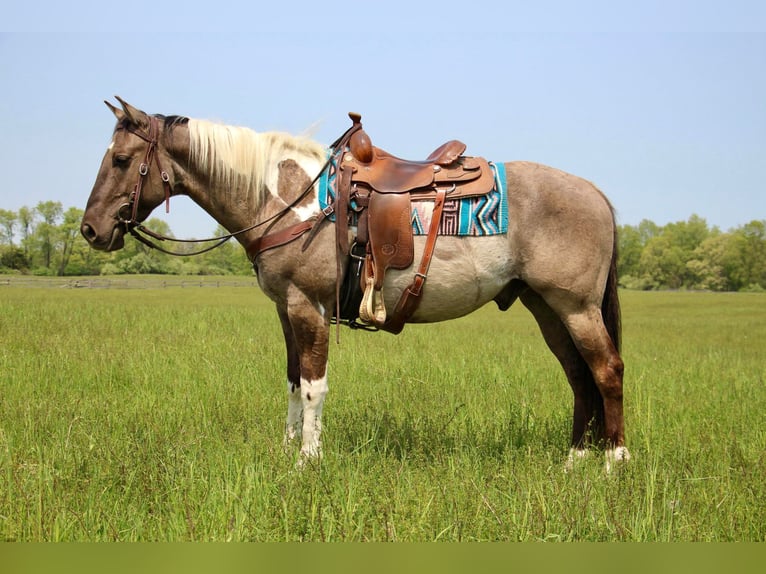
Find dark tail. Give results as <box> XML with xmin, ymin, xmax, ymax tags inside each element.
<box><xmin>602</xmin><ymin>223</ymin><xmax>622</xmax><ymax>352</ymax></box>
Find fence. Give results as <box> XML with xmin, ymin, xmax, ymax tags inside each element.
<box><xmin>0</xmin><ymin>276</ymin><xmax>260</xmax><ymax>290</ymax></box>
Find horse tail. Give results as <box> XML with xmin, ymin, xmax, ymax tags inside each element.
<box><xmin>602</xmin><ymin>218</ymin><xmax>622</xmax><ymax>352</ymax></box>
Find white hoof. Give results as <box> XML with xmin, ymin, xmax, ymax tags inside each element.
<box><xmin>283</xmin><ymin>428</ymin><xmax>299</xmax><ymax>451</ymax></box>
<box><xmin>295</xmin><ymin>448</ymin><xmax>322</xmax><ymax>470</ymax></box>
<box><xmin>605</xmin><ymin>446</ymin><xmax>631</xmax><ymax>474</ymax></box>
<box><xmin>564</xmin><ymin>447</ymin><xmax>590</xmax><ymax>472</ymax></box>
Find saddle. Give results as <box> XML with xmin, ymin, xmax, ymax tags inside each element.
<box><xmin>334</xmin><ymin>113</ymin><xmax>495</xmax><ymax>334</ymax></box>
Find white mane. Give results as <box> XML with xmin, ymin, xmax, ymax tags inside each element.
<box><xmin>187</xmin><ymin>119</ymin><xmax>327</xmax><ymax>209</ymax></box>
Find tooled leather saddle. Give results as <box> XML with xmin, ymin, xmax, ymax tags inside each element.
<box><xmin>333</xmin><ymin>113</ymin><xmax>495</xmax><ymax>334</ymax></box>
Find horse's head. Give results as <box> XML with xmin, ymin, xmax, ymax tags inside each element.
<box><xmin>81</xmin><ymin>97</ymin><xmax>176</xmax><ymax>251</ymax></box>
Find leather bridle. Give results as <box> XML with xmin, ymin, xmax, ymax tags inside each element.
<box><xmin>114</xmin><ymin>114</ymin><xmax>249</xmax><ymax>256</ymax></box>
<box><xmin>116</xmin><ymin>115</ymin><xmax>172</xmax><ymax>229</ymax></box>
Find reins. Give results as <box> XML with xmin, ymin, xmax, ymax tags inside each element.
<box><xmin>119</xmin><ymin>116</ymin><xmax>359</xmax><ymax>258</ymax></box>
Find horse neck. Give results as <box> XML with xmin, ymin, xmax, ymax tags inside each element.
<box><xmin>171</xmin><ymin>120</ymin><xmax>326</xmax><ymax>239</ymax></box>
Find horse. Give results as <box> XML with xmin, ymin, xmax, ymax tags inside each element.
<box><xmin>81</xmin><ymin>98</ymin><xmax>630</xmax><ymax>471</ymax></box>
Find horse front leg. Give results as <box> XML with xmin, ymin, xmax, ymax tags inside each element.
<box><xmin>279</xmin><ymin>298</ymin><xmax>330</xmax><ymax>462</ymax></box>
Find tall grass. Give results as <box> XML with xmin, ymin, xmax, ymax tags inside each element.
<box><xmin>1</xmin><ymin>283</ymin><xmax>764</xmax><ymax>541</ymax></box>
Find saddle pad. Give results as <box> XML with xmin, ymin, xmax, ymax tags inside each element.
<box><xmin>318</xmin><ymin>152</ymin><xmax>508</xmax><ymax>236</ymax></box>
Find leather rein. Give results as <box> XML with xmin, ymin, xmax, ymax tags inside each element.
<box><xmin>118</xmin><ymin>115</ymin><xmax>357</xmax><ymax>258</ymax></box>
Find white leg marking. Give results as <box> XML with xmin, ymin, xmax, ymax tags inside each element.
<box><xmin>284</xmin><ymin>380</ymin><xmax>303</xmax><ymax>448</ymax></box>
<box><xmin>299</xmin><ymin>374</ymin><xmax>329</xmax><ymax>460</ymax></box>
<box><xmin>605</xmin><ymin>446</ymin><xmax>631</xmax><ymax>474</ymax></box>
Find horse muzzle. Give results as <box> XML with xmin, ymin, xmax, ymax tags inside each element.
<box><xmin>81</xmin><ymin>221</ymin><xmax>126</xmax><ymax>251</ymax></box>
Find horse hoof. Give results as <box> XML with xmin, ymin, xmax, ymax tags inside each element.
<box><xmin>296</xmin><ymin>447</ymin><xmax>322</xmax><ymax>471</ymax></box>
<box><xmin>605</xmin><ymin>446</ymin><xmax>631</xmax><ymax>474</ymax></box>
<box><xmin>564</xmin><ymin>447</ymin><xmax>590</xmax><ymax>472</ymax></box>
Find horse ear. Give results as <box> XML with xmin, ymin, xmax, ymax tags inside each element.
<box><xmin>105</xmin><ymin>100</ymin><xmax>125</xmax><ymax>121</ymax></box>
<box><xmin>114</xmin><ymin>96</ymin><xmax>149</xmax><ymax>129</ymax></box>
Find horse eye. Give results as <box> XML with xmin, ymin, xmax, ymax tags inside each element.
<box><xmin>112</xmin><ymin>154</ymin><xmax>132</xmax><ymax>168</ymax></box>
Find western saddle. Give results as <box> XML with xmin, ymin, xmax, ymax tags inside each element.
<box><xmin>248</xmin><ymin>113</ymin><xmax>496</xmax><ymax>334</ymax></box>
<box><xmin>332</xmin><ymin>113</ymin><xmax>495</xmax><ymax>334</ymax></box>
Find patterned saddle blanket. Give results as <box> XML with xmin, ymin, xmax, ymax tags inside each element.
<box><xmin>318</xmin><ymin>154</ymin><xmax>508</xmax><ymax>236</ymax></box>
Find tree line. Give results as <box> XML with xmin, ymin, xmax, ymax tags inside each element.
<box><xmin>0</xmin><ymin>202</ymin><xmax>251</xmax><ymax>278</ymax></box>
<box><xmin>618</xmin><ymin>215</ymin><xmax>765</xmax><ymax>292</ymax></box>
<box><xmin>1</xmin><ymin>202</ymin><xmax>764</xmax><ymax>291</ymax></box>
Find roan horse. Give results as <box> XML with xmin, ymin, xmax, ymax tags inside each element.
<box><xmin>81</xmin><ymin>98</ymin><xmax>630</xmax><ymax>471</ymax></box>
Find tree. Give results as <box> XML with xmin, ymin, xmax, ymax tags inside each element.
<box><xmin>639</xmin><ymin>234</ymin><xmax>686</xmax><ymax>289</ymax></box>
<box><xmin>194</xmin><ymin>224</ymin><xmax>253</xmax><ymax>275</ymax></box>
<box><xmin>639</xmin><ymin>215</ymin><xmax>714</xmax><ymax>289</ymax></box>
<box><xmin>617</xmin><ymin>224</ymin><xmax>642</xmax><ymax>279</ymax></box>
<box><xmin>0</xmin><ymin>246</ymin><xmax>28</xmax><ymax>271</ymax></box>
<box><xmin>17</xmin><ymin>206</ymin><xmax>34</xmax><ymax>260</ymax></box>
<box><xmin>107</xmin><ymin>218</ymin><xmax>185</xmax><ymax>275</ymax></box>
<box><xmin>725</xmin><ymin>221</ymin><xmax>766</xmax><ymax>290</ymax></box>
<box><xmin>0</xmin><ymin>209</ymin><xmax>17</xmax><ymax>245</ymax></box>
<box><xmin>617</xmin><ymin>219</ymin><xmax>663</xmax><ymax>289</ymax></box>
<box><xmin>687</xmin><ymin>234</ymin><xmax>731</xmax><ymax>291</ymax></box>
<box><xmin>56</xmin><ymin>207</ymin><xmax>85</xmax><ymax>276</ymax></box>
<box><xmin>34</xmin><ymin>201</ymin><xmax>63</xmax><ymax>271</ymax></box>
<box><xmin>636</xmin><ymin>219</ymin><xmax>661</xmax><ymax>244</ymax></box>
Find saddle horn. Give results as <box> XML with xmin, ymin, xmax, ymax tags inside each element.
<box><xmin>348</xmin><ymin>112</ymin><xmax>373</xmax><ymax>164</ymax></box>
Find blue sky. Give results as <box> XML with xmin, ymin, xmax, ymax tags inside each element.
<box><xmin>1</xmin><ymin>1</ymin><xmax>764</xmax><ymax>239</ymax></box>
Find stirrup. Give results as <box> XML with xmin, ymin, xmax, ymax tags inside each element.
<box><xmin>359</xmin><ymin>276</ymin><xmax>387</xmax><ymax>326</ymax></box>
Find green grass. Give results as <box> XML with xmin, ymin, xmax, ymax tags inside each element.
<box><xmin>1</xmin><ymin>282</ymin><xmax>764</xmax><ymax>541</ymax></box>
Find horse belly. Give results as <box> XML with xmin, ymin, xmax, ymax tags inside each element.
<box><xmin>381</xmin><ymin>235</ymin><xmax>513</xmax><ymax>323</ymax></box>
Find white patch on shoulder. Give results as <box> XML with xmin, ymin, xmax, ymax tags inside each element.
<box><xmin>292</xmin><ymin>201</ymin><xmax>319</xmax><ymax>222</ymax></box>
<box><xmin>267</xmin><ymin>155</ymin><xmax>323</xmax><ymax>222</ymax></box>
<box><xmin>291</xmin><ymin>155</ymin><xmax>323</xmax><ymax>221</ymax></box>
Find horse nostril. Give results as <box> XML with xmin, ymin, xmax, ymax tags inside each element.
<box><xmin>81</xmin><ymin>222</ymin><xmax>97</xmax><ymax>242</ymax></box>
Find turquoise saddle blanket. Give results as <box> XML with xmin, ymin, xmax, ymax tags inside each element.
<box><xmin>318</xmin><ymin>155</ymin><xmax>508</xmax><ymax>236</ymax></box>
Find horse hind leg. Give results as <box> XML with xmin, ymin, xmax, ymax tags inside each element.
<box><xmin>497</xmin><ymin>282</ymin><xmax>602</xmax><ymax>459</ymax></box>
<box><xmin>561</xmin><ymin>304</ymin><xmax>630</xmax><ymax>472</ymax></box>
<box><xmin>519</xmin><ymin>290</ymin><xmax>605</xmax><ymax>464</ymax></box>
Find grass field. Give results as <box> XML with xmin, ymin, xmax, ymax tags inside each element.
<box><xmin>1</xmin><ymin>278</ymin><xmax>764</xmax><ymax>541</ymax></box>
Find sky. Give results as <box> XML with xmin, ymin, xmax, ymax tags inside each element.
<box><xmin>1</xmin><ymin>1</ymin><xmax>765</xmax><ymax>239</ymax></box>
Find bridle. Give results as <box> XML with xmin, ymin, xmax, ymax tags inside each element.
<box><xmin>116</xmin><ymin>115</ymin><xmax>172</xmax><ymax>229</ymax></box>
<box><xmin>114</xmin><ymin>115</ymin><xmax>359</xmax><ymax>258</ymax></box>
<box><xmin>114</xmin><ymin>115</ymin><xmax>229</xmax><ymax>255</ymax></box>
